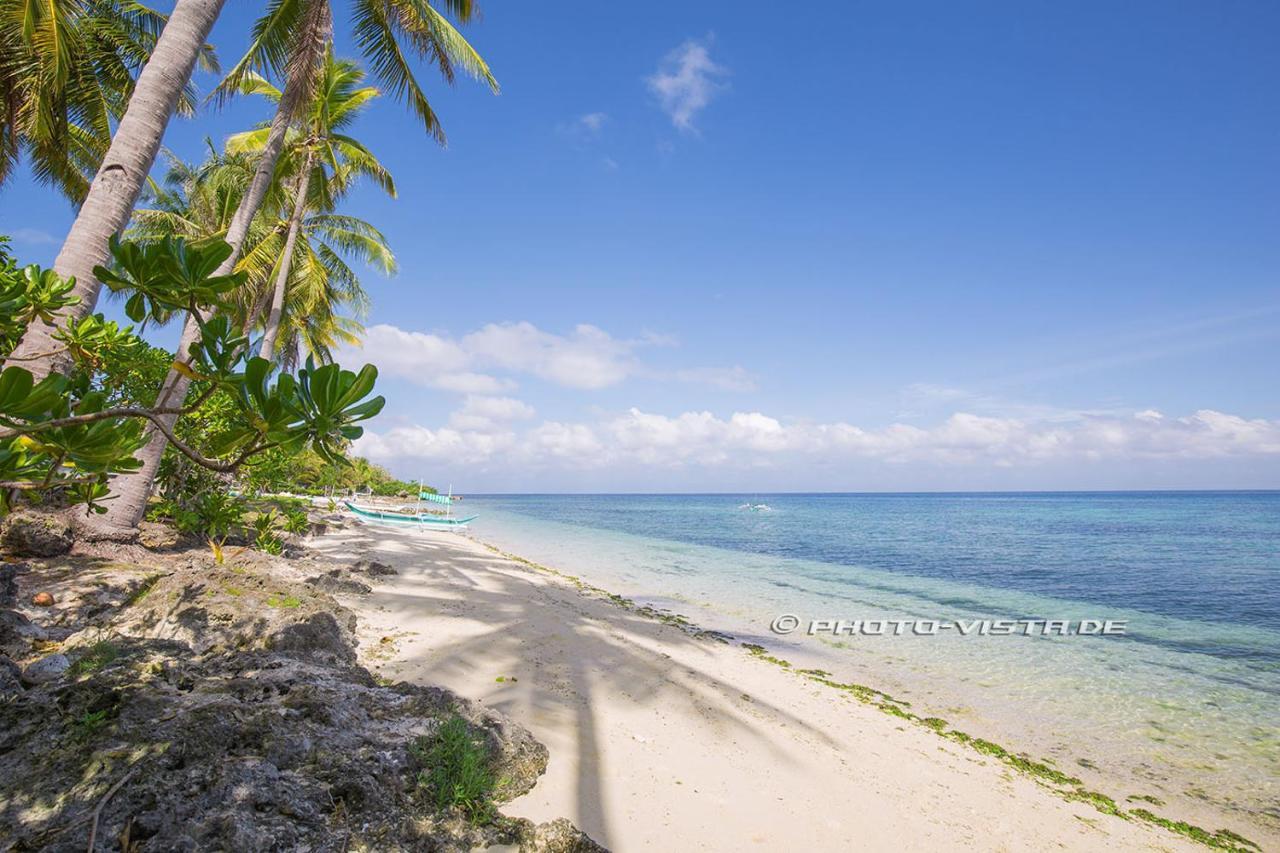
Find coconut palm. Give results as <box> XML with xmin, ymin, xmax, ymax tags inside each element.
<box><xmin>90</xmin><ymin>97</ymin><xmax>394</xmax><ymax>534</ymax></box>
<box><xmin>134</xmin><ymin>146</ymin><xmax>391</xmax><ymax>366</ymax></box>
<box><xmin>224</xmin><ymin>51</ymin><xmax>395</xmax><ymax>359</ymax></box>
<box><xmin>0</xmin><ymin>0</ymin><xmax>217</xmax><ymax>201</ymax></box>
<box><xmin>127</xmin><ymin>146</ymin><xmax>288</xmax><ymax>327</ymax></box>
<box><xmin>6</xmin><ymin>0</ymin><xmax>494</xmax><ymax>387</ymax></box>
<box><xmin>3</xmin><ymin>0</ymin><xmax>227</xmax><ymax>382</ymax></box>
<box><xmin>77</xmin><ymin>0</ymin><xmax>495</xmax><ymax>540</ymax></box>
<box><xmin>258</xmin><ymin>209</ymin><xmax>394</xmax><ymax>368</ymax></box>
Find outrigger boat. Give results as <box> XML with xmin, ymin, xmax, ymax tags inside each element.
<box><xmin>344</xmin><ymin>484</ymin><xmax>477</xmax><ymax>528</ymax></box>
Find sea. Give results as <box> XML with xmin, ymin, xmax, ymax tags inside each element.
<box><xmin>461</xmin><ymin>491</ymin><xmax>1280</xmax><ymax>829</ymax></box>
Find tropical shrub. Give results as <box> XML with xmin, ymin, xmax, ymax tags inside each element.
<box><xmin>0</xmin><ymin>236</ymin><xmax>385</xmax><ymax>517</ymax></box>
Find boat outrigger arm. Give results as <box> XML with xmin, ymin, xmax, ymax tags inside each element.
<box><xmin>343</xmin><ymin>500</ymin><xmax>478</xmax><ymax>528</ymax></box>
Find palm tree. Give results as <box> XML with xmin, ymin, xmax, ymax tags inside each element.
<box><xmin>225</xmin><ymin>51</ymin><xmax>395</xmax><ymax>359</ymax></box>
<box><xmin>90</xmin><ymin>107</ymin><xmax>394</xmax><ymax>534</ymax></box>
<box><xmin>128</xmin><ymin>146</ymin><xmax>288</xmax><ymax>328</ymax></box>
<box><xmin>0</xmin><ymin>0</ymin><xmax>217</xmax><ymax>201</ymax></box>
<box><xmin>260</xmin><ymin>210</ymin><xmax>394</xmax><ymax>368</ymax></box>
<box><xmin>6</xmin><ymin>0</ymin><xmax>495</xmax><ymax>386</ymax></box>
<box><xmin>3</xmin><ymin>0</ymin><xmax>227</xmax><ymax>381</ymax></box>
<box><xmin>80</xmin><ymin>0</ymin><xmax>495</xmax><ymax>540</ymax></box>
<box><xmin>136</xmin><ymin>147</ymin><xmax>391</xmax><ymax>367</ymax></box>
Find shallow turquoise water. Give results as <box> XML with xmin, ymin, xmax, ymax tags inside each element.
<box><xmin>462</xmin><ymin>492</ymin><xmax>1280</xmax><ymax>825</ymax></box>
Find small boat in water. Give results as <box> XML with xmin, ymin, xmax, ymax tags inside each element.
<box><xmin>738</xmin><ymin>502</ymin><xmax>772</xmax><ymax>512</ymax></box>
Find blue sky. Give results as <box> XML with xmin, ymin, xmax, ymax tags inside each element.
<box><xmin>3</xmin><ymin>1</ymin><xmax>1279</xmax><ymax>491</ymax></box>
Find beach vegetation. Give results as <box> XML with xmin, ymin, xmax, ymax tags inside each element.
<box><xmin>282</xmin><ymin>509</ymin><xmax>311</xmax><ymax>534</ymax></box>
<box><xmin>0</xmin><ymin>237</ymin><xmax>384</xmax><ymax>522</ymax></box>
<box><xmin>0</xmin><ymin>2</ymin><xmax>218</xmax><ymax>204</ymax></box>
<box><xmin>123</xmin><ymin>574</ymin><xmax>163</xmax><ymax>607</ymax></box>
<box><xmin>67</xmin><ymin>708</ymin><xmax>113</xmax><ymax>743</ymax></box>
<box><xmin>411</xmin><ymin>715</ymin><xmax>497</xmax><ymax>825</ymax></box>
<box><xmin>1128</xmin><ymin>794</ymin><xmax>1165</xmax><ymax>806</ymax></box>
<box><xmin>742</xmin><ymin>643</ymin><xmax>792</xmax><ymax>668</ymax></box>
<box><xmin>68</xmin><ymin>640</ymin><xmax>121</xmax><ymax>677</ymax></box>
<box><xmin>1130</xmin><ymin>809</ymin><xmax>1260</xmax><ymax>851</ymax></box>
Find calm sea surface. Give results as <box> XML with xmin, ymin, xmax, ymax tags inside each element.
<box><xmin>461</xmin><ymin>492</ymin><xmax>1280</xmax><ymax>827</ymax></box>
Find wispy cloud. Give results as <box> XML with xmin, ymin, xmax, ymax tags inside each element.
<box><xmin>646</xmin><ymin>37</ymin><xmax>729</xmax><ymax>132</ymax></box>
<box><xmin>6</xmin><ymin>227</ymin><xmax>57</xmax><ymax>245</ymax></box>
<box><xmin>558</xmin><ymin>111</ymin><xmax>609</xmax><ymax>143</ymax></box>
<box><xmin>577</xmin><ymin>112</ymin><xmax>607</xmax><ymax>134</ymax></box>
<box><xmin>343</xmin><ymin>322</ymin><xmax>747</xmax><ymax>393</ymax></box>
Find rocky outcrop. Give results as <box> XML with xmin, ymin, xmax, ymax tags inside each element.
<box><xmin>0</xmin><ymin>510</ymin><xmax>73</xmax><ymax>557</ymax></box>
<box><xmin>135</xmin><ymin>520</ymin><xmax>185</xmax><ymax>551</ymax></box>
<box><xmin>0</xmin><ymin>540</ymin><xmax>606</xmax><ymax>852</ymax></box>
<box><xmin>19</xmin><ymin>652</ymin><xmax>69</xmax><ymax>685</ymax></box>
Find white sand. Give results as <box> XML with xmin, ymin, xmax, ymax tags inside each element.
<box><xmin>309</xmin><ymin>523</ymin><xmax>1204</xmax><ymax>852</ymax></box>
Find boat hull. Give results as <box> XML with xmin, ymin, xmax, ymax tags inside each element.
<box><xmin>344</xmin><ymin>501</ymin><xmax>477</xmax><ymax>527</ymax></box>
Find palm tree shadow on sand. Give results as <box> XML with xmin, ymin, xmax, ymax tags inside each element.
<box><xmin>311</xmin><ymin>523</ymin><xmax>842</xmax><ymax>847</ymax></box>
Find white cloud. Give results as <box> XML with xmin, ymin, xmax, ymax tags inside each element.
<box><xmin>353</xmin><ymin>423</ymin><xmax>515</xmax><ymax>467</ymax></box>
<box><xmin>348</xmin><ymin>321</ymin><xmax>748</xmax><ymax>394</ymax></box>
<box><xmin>449</xmin><ymin>395</ymin><xmax>536</xmax><ymax>430</ymax></box>
<box><xmin>341</xmin><ymin>325</ymin><xmax>500</xmax><ymax>393</ymax></box>
<box><xmin>356</xmin><ymin>407</ymin><xmax>1280</xmax><ymax>473</ymax></box>
<box><xmin>529</xmin><ymin>421</ymin><xmax>604</xmax><ymax>459</ymax></box>
<box><xmin>646</xmin><ymin>38</ymin><xmax>729</xmax><ymax>132</ymax></box>
<box><xmin>462</xmin><ymin>322</ymin><xmax>635</xmax><ymax>390</ymax></box>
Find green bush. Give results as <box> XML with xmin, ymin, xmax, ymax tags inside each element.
<box><xmin>282</xmin><ymin>509</ymin><xmax>310</xmax><ymax>534</ymax></box>
<box><xmin>0</xmin><ymin>236</ymin><xmax>385</xmax><ymax>516</ymax></box>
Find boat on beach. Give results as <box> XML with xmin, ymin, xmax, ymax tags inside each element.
<box><xmin>344</xmin><ymin>500</ymin><xmax>478</xmax><ymax>527</ymax></box>
<box><xmin>344</xmin><ymin>485</ymin><xmax>477</xmax><ymax>528</ymax></box>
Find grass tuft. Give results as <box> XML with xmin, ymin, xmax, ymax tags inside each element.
<box><xmin>68</xmin><ymin>641</ymin><xmax>120</xmax><ymax>677</ymax></box>
<box><xmin>411</xmin><ymin>715</ymin><xmax>497</xmax><ymax>825</ymax></box>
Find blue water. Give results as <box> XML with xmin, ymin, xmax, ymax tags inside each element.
<box><xmin>462</xmin><ymin>491</ymin><xmax>1280</xmax><ymax>826</ymax></box>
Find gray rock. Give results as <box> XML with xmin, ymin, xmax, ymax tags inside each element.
<box><xmin>269</xmin><ymin>612</ymin><xmax>357</xmax><ymax>665</ymax></box>
<box><xmin>21</xmin><ymin>652</ymin><xmax>69</xmax><ymax>685</ymax></box>
<box><xmin>522</xmin><ymin>817</ymin><xmax>611</xmax><ymax>852</ymax></box>
<box><xmin>0</xmin><ymin>562</ymin><xmax>17</xmax><ymax>605</ymax></box>
<box><xmin>306</xmin><ymin>571</ymin><xmax>373</xmax><ymax>596</ymax></box>
<box><xmin>138</xmin><ymin>520</ymin><xmax>184</xmax><ymax>551</ymax></box>
<box><xmin>0</xmin><ymin>554</ymin><xmax>606</xmax><ymax>853</ymax></box>
<box><xmin>0</xmin><ymin>608</ymin><xmax>48</xmax><ymax>653</ymax></box>
<box><xmin>0</xmin><ymin>655</ymin><xmax>21</xmax><ymax>697</ymax></box>
<box><xmin>351</xmin><ymin>558</ymin><xmax>398</xmax><ymax>576</ymax></box>
<box><xmin>0</xmin><ymin>510</ymin><xmax>73</xmax><ymax>557</ymax></box>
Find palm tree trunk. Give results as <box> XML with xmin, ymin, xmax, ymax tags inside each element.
<box><xmin>86</xmin><ymin>89</ymin><xmax>303</xmax><ymax>538</ymax></box>
<box><xmin>260</xmin><ymin>159</ymin><xmax>314</xmax><ymax>359</ymax></box>
<box><xmin>83</xmin><ymin>314</ymin><xmax>204</xmax><ymax>538</ymax></box>
<box><xmin>4</xmin><ymin>0</ymin><xmax>227</xmax><ymax>382</ymax></box>
<box><xmin>221</xmin><ymin>105</ymin><xmax>292</xmax><ymax>269</ymax></box>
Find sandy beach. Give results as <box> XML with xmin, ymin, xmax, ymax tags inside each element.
<box><xmin>307</xmin><ymin>521</ymin><xmax>1222</xmax><ymax>852</ymax></box>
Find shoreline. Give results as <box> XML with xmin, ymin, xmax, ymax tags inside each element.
<box><xmin>311</xmin><ymin>520</ymin><xmax>1270</xmax><ymax>851</ymax></box>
